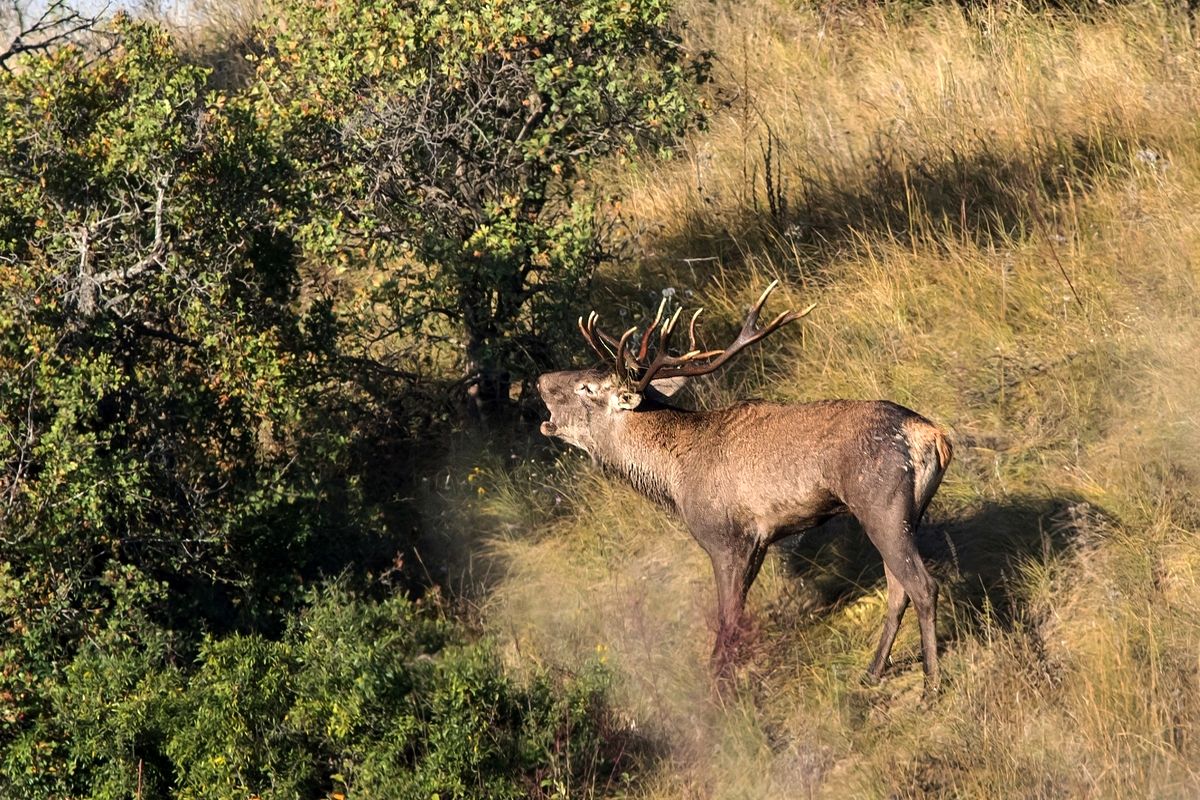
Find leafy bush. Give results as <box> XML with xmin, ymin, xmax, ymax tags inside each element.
<box><xmin>3</xmin><ymin>584</ymin><xmax>631</xmax><ymax>799</ymax></box>
<box><xmin>249</xmin><ymin>0</ymin><xmax>706</xmax><ymax>414</ymax></box>
<box><xmin>0</xmin><ymin>14</ymin><xmax>372</xmax><ymax>675</ymax></box>
<box><xmin>0</xmin><ymin>2</ymin><xmax>691</xmax><ymax>794</ymax></box>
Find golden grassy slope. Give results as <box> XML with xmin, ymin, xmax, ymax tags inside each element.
<box><xmin>459</xmin><ymin>2</ymin><xmax>1200</xmax><ymax>797</ymax></box>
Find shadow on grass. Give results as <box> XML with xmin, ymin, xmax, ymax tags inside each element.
<box><xmin>633</xmin><ymin>129</ymin><xmax>1138</xmax><ymax>287</ymax></box>
<box><xmin>772</xmin><ymin>493</ymin><xmax>1102</xmax><ymax>635</ymax></box>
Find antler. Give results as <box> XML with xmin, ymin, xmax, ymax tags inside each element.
<box><xmin>578</xmin><ymin>311</ymin><xmax>616</xmax><ymax>360</ymax></box>
<box><xmin>578</xmin><ymin>281</ymin><xmax>815</xmax><ymax>394</ymax></box>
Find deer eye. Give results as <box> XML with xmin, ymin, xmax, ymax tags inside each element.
<box><xmin>576</xmin><ymin>382</ymin><xmax>599</xmax><ymax>396</ymax></box>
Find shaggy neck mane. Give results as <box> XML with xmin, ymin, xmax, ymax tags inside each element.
<box><xmin>592</xmin><ymin>408</ymin><xmax>687</xmax><ymax>508</ymax></box>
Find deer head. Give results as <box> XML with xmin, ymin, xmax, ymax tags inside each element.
<box><xmin>537</xmin><ymin>281</ymin><xmax>815</xmax><ymax>455</ymax></box>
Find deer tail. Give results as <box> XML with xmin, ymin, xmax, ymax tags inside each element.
<box><xmin>933</xmin><ymin>428</ymin><xmax>953</xmax><ymax>471</ymax></box>
<box><xmin>903</xmin><ymin>419</ymin><xmax>952</xmax><ymax>515</ymax></box>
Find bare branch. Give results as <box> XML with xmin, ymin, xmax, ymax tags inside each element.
<box><xmin>66</xmin><ymin>180</ymin><xmax>170</xmax><ymax>316</ymax></box>
<box><xmin>1</xmin><ymin>1</ymin><xmax>108</xmax><ymax>71</ymax></box>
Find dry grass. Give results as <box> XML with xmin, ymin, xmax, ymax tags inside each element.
<box><xmin>448</xmin><ymin>2</ymin><xmax>1200</xmax><ymax>797</ymax></box>
<box><xmin>149</xmin><ymin>0</ymin><xmax>264</xmax><ymax>87</ymax></box>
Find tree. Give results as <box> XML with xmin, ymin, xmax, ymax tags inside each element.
<box><xmin>250</xmin><ymin>0</ymin><xmax>706</xmax><ymax>417</ymax></box>
<box><xmin>0</xmin><ymin>16</ymin><xmax>368</xmax><ymax>691</ymax></box>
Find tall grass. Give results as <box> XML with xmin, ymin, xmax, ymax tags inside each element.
<box><xmin>154</xmin><ymin>0</ymin><xmax>264</xmax><ymax>87</ymax></box>
<box><xmin>463</xmin><ymin>2</ymin><xmax>1200</xmax><ymax>796</ymax></box>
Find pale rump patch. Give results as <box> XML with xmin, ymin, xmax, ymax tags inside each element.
<box><xmin>934</xmin><ymin>429</ymin><xmax>953</xmax><ymax>470</ymax></box>
<box><xmin>903</xmin><ymin>419</ymin><xmax>953</xmax><ymax>508</ymax></box>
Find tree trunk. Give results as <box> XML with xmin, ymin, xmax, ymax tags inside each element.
<box><xmin>463</xmin><ymin>327</ymin><xmax>512</xmax><ymax>426</ymax></box>
<box><xmin>460</xmin><ymin>264</ymin><xmax>527</xmax><ymax>425</ymax></box>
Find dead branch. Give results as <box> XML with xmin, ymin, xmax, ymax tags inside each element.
<box><xmin>1</xmin><ymin>1</ymin><xmax>107</xmax><ymax>71</ymax></box>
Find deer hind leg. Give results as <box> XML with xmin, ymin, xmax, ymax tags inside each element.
<box><xmin>859</xmin><ymin>504</ymin><xmax>940</xmax><ymax>696</ymax></box>
<box><xmin>706</xmin><ymin>538</ymin><xmax>768</xmax><ymax>681</ymax></box>
<box><xmin>864</xmin><ymin>563</ymin><xmax>909</xmax><ymax>684</ymax></box>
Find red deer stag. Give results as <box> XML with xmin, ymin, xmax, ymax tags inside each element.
<box><xmin>536</xmin><ymin>282</ymin><xmax>952</xmax><ymax>693</ymax></box>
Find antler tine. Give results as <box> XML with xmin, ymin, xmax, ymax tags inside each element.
<box><xmin>578</xmin><ymin>315</ymin><xmax>608</xmax><ymax>360</ymax></box>
<box><xmin>758</xmin><ymin>301</ymin><xmax>818</xmax><ymax>338</ymax></box>
<box><xmin>655</xmin><ymin>306</ymin><xmax>683</xmax><ymax>355</ymax></box>
<box><xmin>587</xmin><ymin>311</ymin><xmax>622</xmax><ymax>350</ymax></box>
<box><xmin>741</xmin><ymin>279</ymin><xmax>780</xmax><ymax>334</ymax></box>
<box><xmin>636</xmin><ymin>298</ymin><xmax>668</xmax><ymax>362</ymax></box>
<box><xmin>687</xmin><ymin>308</ymin><xmax>704</xmax><ymax>352</ymax></box>
<box><xmin>579</xmin><ymin>311</ymin><xmax>624</xmax><ymax>362</ymax></box>
<box><xmin>614</xmin><ymin>326</ymin><xmax>638</xmax><ymax>385</ymax></box>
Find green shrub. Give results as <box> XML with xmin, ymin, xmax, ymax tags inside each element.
<box><xmin>0</xmin><ymin>14</ymin><xmax>384</xmax><ymax>779</ymax></box>
<box><xmin>4</xmin><ymin>584</ymin><xmax>631</xmax><ymax>799</ymax></box>
<box><xmin>0</xmin><ymin>3</ymin><xmax>686</xmax><ymax>794</ymax></box>
<box><xmin>4</xmin><ymin>12</ymin><xmax>351</xmax><ymax>609</ymax></box>
<box><xmin>248</xmin><ymin>0</ymin><xmax>706</xmax><ymax>413</ymax></box>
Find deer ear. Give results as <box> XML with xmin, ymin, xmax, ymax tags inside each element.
<box><xmin>648</xmin><ymin>376</ymin><xmax>689</xmax><ymax>399</ymax></box>
<box><xmin>614</xmin><ymin>389</ymin><xmax>642</xmax><ymax>411</ymax></box>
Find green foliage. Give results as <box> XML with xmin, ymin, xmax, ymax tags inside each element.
<box><xmin>3</xmin><ymin>585</ymin><xmax>628</xmax><ymax>799</ymax></box>
<box><xmin>0</xmin><ymin>14</ymin><xmax>375</xmax><ymax>789</ymax></box>
<box><xmin>0</xmin><ymin>16</ymin><xmax>355</xmax><ymax>668</ymax></box>
<box><xmin>248</xmin><ymin>0</ymin><xmax>705</xmax><ymax>409</ymax></box>
<box><xmin>0</xmin><ymin>4</ymin><xmax>683</xmax><ymax>794</ymax></box>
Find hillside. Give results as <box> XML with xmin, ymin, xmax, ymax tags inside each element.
<box><xmin>469</xmin><ymin>2</ymin><xmax>1200</xmax><ymax>796</ymax></box>
<box><xmin>3</xmin><ymin>0</ymin><xmax>1199</xmax><ymax>797</ymax></box>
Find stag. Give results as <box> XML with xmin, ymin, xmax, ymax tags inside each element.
<box><xmin>536</xmin><ymin>282</ymin><xmax>952</xmax><ymax>693</ymax></box>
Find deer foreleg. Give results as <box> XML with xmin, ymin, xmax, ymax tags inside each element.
<box><xmin>707</xmin><ymin>539</ymin><xmax>768</xmax><ymax>680</ymax></box>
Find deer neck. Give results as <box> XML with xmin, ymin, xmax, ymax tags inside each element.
<box><xmin>594</xmin><ymin>407</ymin><xmax>691</xmax><ymax>508</ymax></box>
